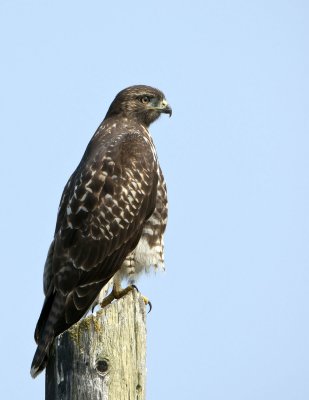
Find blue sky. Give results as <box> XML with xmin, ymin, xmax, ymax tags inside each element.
<box><xmin>1</xmin><ymin>1</ymin><xmax>308</xmax><ymax>399</ymax></box>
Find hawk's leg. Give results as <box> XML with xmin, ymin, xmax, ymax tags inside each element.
<box><xmin>100</xmin><ymin>277</ymin><xmax>152</xmax><ymax>311</ymax></box>
<box><xmin>100</xmin><ymin>277</ymin><xmax>137</xmax><ymax>308</ymax></box>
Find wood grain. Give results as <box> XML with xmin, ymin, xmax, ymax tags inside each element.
<box><xmin>46</xmin><ymin>290</ymin><xmax>146</xmax><ymax>400</ymax></box>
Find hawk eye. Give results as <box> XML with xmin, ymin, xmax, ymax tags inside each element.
<box><xmin>140</xmin><ymin>96</ymin><xmax>150</xmax><ymax>104</ymax></box>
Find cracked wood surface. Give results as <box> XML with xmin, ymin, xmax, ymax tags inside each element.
<box><xmin>45</xmin><ymin>290</ymin><xmax>147</xmax><ymax>400</ymax></box>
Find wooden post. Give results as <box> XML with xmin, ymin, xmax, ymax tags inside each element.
<box><xmin>45</xmin><ymin>290</ymin><xmax>147</xmax><ymax>400</ymax></box>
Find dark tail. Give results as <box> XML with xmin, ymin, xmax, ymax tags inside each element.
<box><xmin>30</xmin><ymin>291</ymin><xmax>60</xmax><ymax>378</ymax></box>
<box><xmin>30</xmin><ymin>338</ymin><xmax>52</xmax><ymax>378</ymax></box>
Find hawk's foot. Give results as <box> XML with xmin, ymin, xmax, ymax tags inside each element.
<box><xmin>113</xmin><ymin>284</ymin><xmax>138</xmax><ymax>300</ymax></box>
<box><xmin>99</xmin><ymin>291</ymin><xmax>116</xmax><ymax>309</ymax></box>
<box><xmin>126</xmin><ymin>286</ymin><xmax>152</xmax><ymax>312</ymax></box>
<box><xmin>100</xmin><ymin>284</ymin><xmax>152</xmax><ymax>312</ymax></box>
<box><xmin>142</xmin><ymin>295</ymin><xmax>152</xmax><ymax>313</ymax></box>
<box><xmin>100</xmin><ymin>284</ymin><xmax>138</xmax><ymax>308</ymax></box>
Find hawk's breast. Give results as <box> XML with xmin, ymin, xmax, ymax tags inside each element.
<box><xmin>118</xmin><ymin>165</ymin><xmax>168</xmax><ymax>282</ymax></box>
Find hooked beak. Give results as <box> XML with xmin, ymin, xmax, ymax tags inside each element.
<box><xmin>157</xmin><ymin>99</ymin><xmax>172</xmax><ymax>117</ymax></box>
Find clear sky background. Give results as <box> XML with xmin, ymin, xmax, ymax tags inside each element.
<box><xmin>1</xmin><ymin>1</ymin><xmax>308</xmax><ymax>399</ymax></box>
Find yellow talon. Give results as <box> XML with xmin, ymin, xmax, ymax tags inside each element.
<box><xmin>141</xmin><ymin>295</ymin><xmax>152</xmax><ymax>313</ymax></box>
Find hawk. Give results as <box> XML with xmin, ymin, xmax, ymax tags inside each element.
<box><xmin>30</xmin><ymin>85</ymin><xmax>171</xmax><ymax>378</ymax></box>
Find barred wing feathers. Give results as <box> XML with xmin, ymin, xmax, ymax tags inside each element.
<box><xmin>31</xmin><ymin>120</ymin><xmax>158</xmax><ymax>377</ymax></box>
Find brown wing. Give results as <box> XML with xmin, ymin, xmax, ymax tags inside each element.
<box><xmin>32</xmin><ymin>121</ymin><xmax>158</xmax><ymax>377</ymax></box>
<box><xmin>52</xmin><ymin>126</ymin><xmax>158</xmax><ymax>328</ymax></box>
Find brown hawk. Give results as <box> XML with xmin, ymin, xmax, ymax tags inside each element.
<box><xmin>30</xmin><ymin>85</ymin><xmax>171</xmax><ymax>378</ymax></box>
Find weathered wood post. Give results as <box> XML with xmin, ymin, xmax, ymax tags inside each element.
<box><xmin>45</xmin><ymin>290</ymin><xmax>147</xmax><ymax>400</ymax></box>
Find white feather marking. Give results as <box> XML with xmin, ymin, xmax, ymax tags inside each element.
<box><xmin>80</xmin><ymin>193</ymin><xmax>87</xmax><ymax>201</ymax></box>
<box><xmin>77</xmin><ymin>205</ymin><xmax>88</xmax><ymax>213</ymax></box>
<box><xmin>132</xmin><ymin>236</ymin><xmax>165</xmax><ymax>274</ymax></box>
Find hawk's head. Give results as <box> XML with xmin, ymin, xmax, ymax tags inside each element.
<box><xmin>105</xmin><ymin>85</ymin><xmax>172</xmax><ymax>127</ymax></box>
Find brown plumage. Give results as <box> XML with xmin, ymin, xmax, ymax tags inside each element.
<box><xmin>30</xmin><ymin>85</ymin><xmax>171</xmax><ymax>378</ymax></box>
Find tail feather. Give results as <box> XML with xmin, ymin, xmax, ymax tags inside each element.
<box><xmin>31</xmin><ymin>292</ymin><xmax>62</xmax><ymax>378</ymax></box>
<box><xmin>30</xmin><ymin>341</ymin><xmax>51</xmax><ymax>378</ymax></box>
<box><xmin>34</xmin><ymin>289</ymin><xmax>55</xmax><ymax>343</ymax></box>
